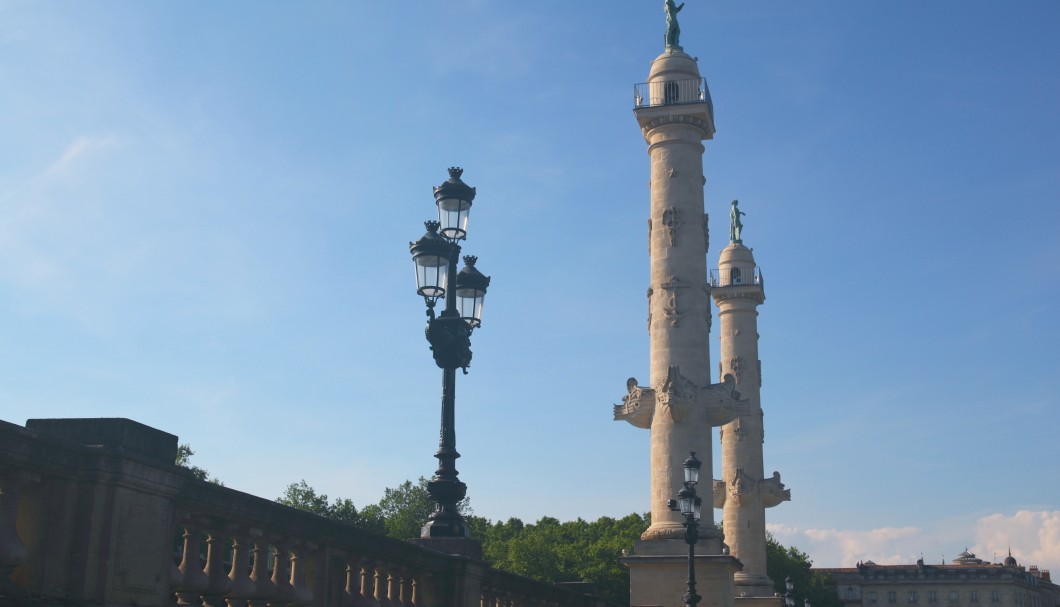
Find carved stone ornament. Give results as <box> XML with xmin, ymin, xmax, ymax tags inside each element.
<box><xmin>731</xmin><ymin>417</ymin><xmax>747</xmax><ymax>442</ymax></box>
<box><xmin>662</xmin><ymin>206</ymin><xmax>680</xmax><ymax>246</ymax></box>
<box><xmin>727</xmin><ymin>467</ymin><xmax>755</xmax><ymax>506</ymax></box>
<box><xmin>661</xmin><ymin>276</ymin><xmax>688</xmax><ymax>327</ymax></box>
<box><xmin>616</xmin><ymin>369</ymin><xmax>750</xmax><ymax>429</ymax></box>
<box><xmin>699</xmin><ymin>373</ymin><xmax>750</xmax><ymax>426</ymax></box>
<box><xmin>702</xmin><ymin>213</ymin><xmax>709</xmax><ymax>250</ymax></box>
<box><xmin>757</xmin><ymin>359</ymin><xmax>762</xmax><ymax>387</ymax></box>
<box><xmin>760</xmin><ymin>471</ymin><xmax>791</xmax><ymax>508</ymax></box>
<box><xmin>730</xmin><ymin>356</ymin><xmax>743</xmax><ymax>384</ymax></box>
<box><xmin>712</xmin><ymin>478</ymin><xmax>727</xmax><ymax>509</ymax></box>
<box><xmin>656</xmin><ymin>365</ymin><xmax>698</xmax><ymax>422</ymax></box>
<box><xmin>613</xmin><ymin>377</ymin><xmax>655</xmax><ymax>429</ymax></box>
<box><xmin>646</xmin><ymin>287</ymin><xmax>653</xmax><ymax>332</ymax></box>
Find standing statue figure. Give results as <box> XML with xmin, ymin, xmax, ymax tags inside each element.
<box><xmin>729</xmin><ymin>200</ymin><xmax>746</xmax><ymax>243</ymax></box>
<box><xmin>664</xmin><ymin>0</ymin><xmax>685</xmax><ymax>50</ymax></box>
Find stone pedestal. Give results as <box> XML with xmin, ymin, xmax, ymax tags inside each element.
<box><xmin>623</xmin><ymin>539</ymin><xmax>742</xmax><ymax>607</ymax></box>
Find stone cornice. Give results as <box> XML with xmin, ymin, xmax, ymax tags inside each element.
<box><xmin>711</xmin><ymin>284</ymin><xmax>765</xmax><ymax>305</ymax></box>
<box><xmin>639</xmin><ymin>113</ymin><xmax>712</xmax><ymax>137</ymax></box>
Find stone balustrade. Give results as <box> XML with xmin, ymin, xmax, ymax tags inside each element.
<box><xmin>0</xmin><ymin>417</ymin><xmax>615</xmax><ymax>607</ymax></box>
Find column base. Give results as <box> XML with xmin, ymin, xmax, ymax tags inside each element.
<box><xmin>733</xmin><ymin>573</ymin><xmax>777</xmax><ymax>599</ymax></box>
<box><xmin>735</xmin><ymin>594</ymin><xmax>784</xmax><ymax>607</ymax></box>
<box><xmin>623</xmin><ymin>539</ymin><xmax>742</xmax><ymax>607</ymax></box>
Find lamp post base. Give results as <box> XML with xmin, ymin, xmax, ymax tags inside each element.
<box><xmin>622</xmin><ymin>540</ymin><xmax>742</xmax><ymax>607</ymax></box>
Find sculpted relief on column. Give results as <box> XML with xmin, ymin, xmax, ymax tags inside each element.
<box><xmin>613</xmin><ymin>366</ymin><xmax>750</xmax><ymax>428</ymax></box>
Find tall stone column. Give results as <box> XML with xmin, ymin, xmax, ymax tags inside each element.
<box><xmin>614</xmin><ymin>45</ymin><xmax>746</xmax><ymax>607</ymax></box>
<box><xmin>712</xmin><ymin>237</ymin><xmax>791</xmax><ymax>604</ymax></box>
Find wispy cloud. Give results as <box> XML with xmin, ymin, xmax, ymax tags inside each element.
<box><xmin>39</xmin><ymin>135</ymin><xmax>120</xmax><ymax>179</ymax></box>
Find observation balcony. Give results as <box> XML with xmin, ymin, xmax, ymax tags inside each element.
<box><xmin>633</xmin><ymin>77</ymin><xmax>713</xmax><ymax>115</ymax></box>
<box><xmin>709</xmin><ymin>267</ymin><xmax>762</xmax><ymax>288</ymax></box>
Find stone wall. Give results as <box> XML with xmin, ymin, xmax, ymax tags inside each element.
<box><xmin>0</xmin><ymin>417</ymin><xmax>615</xmax><ymax>607</ymax></box>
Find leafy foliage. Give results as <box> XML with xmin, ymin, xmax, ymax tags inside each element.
<box><xmin>275</xmin><ymin>476</ymin><xmax>470</xmax><ymax>537</ymax></box>
<box><xmin>766</xmin><ymin>532</ymin><xmax>842</xmax><ymax>607</ymax></box>
<box><xmin>473</xmin><ymin>513</ymin><xmax>648</xmax><ymax>606</ymax></box>
<box><xmin>174</xmin><ymin>443</ymin><xmax>223</xmax><ymax>485</ymax></box>
<box><xmin>277</xmin><ymin>480</ymin><xmax>383</xmax><ymax>530</ymax></box>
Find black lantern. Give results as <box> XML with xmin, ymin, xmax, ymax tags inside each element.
<box><xmin>455</xmin><ymin>256</ymin><xmax>490</xmax><ymax>328</ymax></box>
<box><xmin>410</xmin><ymin>221</ymin><xmax>454</xmax><ymax>303</ymax></box>
<box><xmin>433</xmin><ymin>167</ymin><xmax>476</xmax><ymax>241</ymax></box>
<box><xmin>683</xmin><ymin>451</ymin><xmax>701</xmax><ymax>486</ymax></box>
<box><xmin>409</xmin><ymin>168</ymin><xmax>491</xmax><ymax>542</ymax></box>
<box><xmin>784</xmin><ymin>576</ymin><xmax>795</xmax><ymax>607</ymax></box>
<box><xmin>670</xmin><ymin>451</ymin><xmax>703</xmax><ymax>607</ymax></box>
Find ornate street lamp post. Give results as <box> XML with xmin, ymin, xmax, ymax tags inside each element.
<box><xmin>669</xmin><ymin>452</ymin><xmax>704</xmax><ymax>607</ymax></box>
<box><xmin>783</xmin><ymin>576</ymin><xmax>795</xmax><ymax>607</ymax></box>
<box><xmin>408</xmin><ymin>167</ymin><xmax>490</xmax><ymax>539</ymax></box>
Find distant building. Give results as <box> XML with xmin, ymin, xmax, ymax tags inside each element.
<box><xmin>816</xmin><ymin>551</ymin><xmax>1058</xmax><ymax>607</ymax></box>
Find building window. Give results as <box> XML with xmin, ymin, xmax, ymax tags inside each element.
<box><xmin>846</xmin><ymin>587</ymin><xmax>857</xmax><ymax>599</ymax></box>
<box><xmin>990</xmin><ymin>592</ymin><xmax>1000</xmax><ymax>603</ymax></box>
<box><xmin>869</xmin><ymin>591</ymin><xmax>878</xmax><ymax>604</ymax></box>
<box><xmin>910</xmin><ymin>592</ymin><xmax>920</xmax><ymax>603</ymax></box>
<box><xmin>950</xmin><ymin>591</ymin><xmax>960</xmax><ymax>603</ymax></box>
<box><xmin>929</xmin><ymin>592</ymin><xmax>939</xmax><ymax>603</ymax></box>
<box><xmin>889</xmin><ymin>592</ymin><xmax>898</xmax><ymax>604</ymax></box>
<box><xmin>971</xmin><ymin>592</ymin><xmax>980</xmax><ymax>603</ymax></box>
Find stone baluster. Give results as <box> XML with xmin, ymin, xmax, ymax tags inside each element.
<box><xmin>345</xmin><ymin>558</ymin><xmax>371</xmax><ymax>607</ymax></box>
<box><xmin>0</xmin><ymin>471</ymin><xmax>32</xmax><ymax>596</ymax></box>
<box><xmin>267</xmin><ymin>540</ymin><xmax>294</xmax><ymax>607</ymax></box>
<box><xmin>384</xmin><ymin>568</ymin><xmax>401</xmax><ymax>607</ymax></box>
<box><xmin>342</xmin><ymin>558</ymin><xmax>357</xmax><ymax>607</ymax></box>
<box><xmin>480</xmin><ymin>588</ymin><xmax>496</xmax><ymax>607</ymax></box>
<box><xmin>355</xmin><ymin>559</ymin><xmax>377</xmax><ymax>607</ymax></box>
<box><xmin>175</xmin><ymin>516</ymin><xmax>210</xmax><ymax>606</ymax></box>
<box><xmin>225</xmin><ymin>527</ymin><xmax>257</xmax><ymax>607</ymax></box>
<box><xmin>288</xmin><ymin>540</ymin><xmax>314</xmax><ymax>606</ymax></box>
<box><xmin>410</xmin><ymin>572</ymin><xmax>428</xmax><ymax>607</ymax></box>
<box><xmin>247</xmin><ymin>533</ymin><xmax>276</xmax><ymax>607</ymax></box>
<box><xmin>397</xmin><ymin>569</ymin><xmax>414</xmax><ymax>607</ymax></box>
<box><xmin>372</xmin><ymin>563</ymin><xmax>387</xmax><ymax>607</ymax></box>
<box><xmin>201</xmin><ymin>526</ymin><xmax>234</xmax><ymax>607</ymax></box>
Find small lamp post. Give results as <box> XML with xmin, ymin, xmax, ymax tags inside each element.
<box><xmin>783</xmin><ymin>576</ymin><xmax>795</xmax><ymax>607</ymax></box>
<box><xmin>668</xmin><ymin>452</ymin><xmax>703</xmax><ymax>607</ymax></box>
<box><xmin>408</xmin><ymin>167</ymin><xmax>491</xmax><ymax>539</ymax></box>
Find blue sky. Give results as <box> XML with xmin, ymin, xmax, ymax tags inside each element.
<box><xmin>2</xmin><ymin>1</ymin><xmax>1058</xmax><ymax>572</ymax></box>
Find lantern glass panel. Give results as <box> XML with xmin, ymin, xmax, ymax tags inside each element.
<box><xmin>456</xmin><ymin>286</ymin><xmax>486</xmax><ymax>327</ymax></box>
<box><xmin>678</xmin><ymin>495</ymin><xmax>694</xmax><ymax>516</ymax></box>
<box><xmin>414</xmin><ymin>254</ymin><xmax>449</xmax><ymax>299</ymax></box>
<box><xmin>437</xmin><ymin>197</ymin><xmax>471</xmax><ymax>240</ymax></box>
<box><xmin>685</xmin><ymin>463</ymin><xmax>699</xmax><ymax>485</ymax></box>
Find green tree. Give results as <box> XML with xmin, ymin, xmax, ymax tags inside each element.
<box><xmin>274</xmin><ymin>477</ymin><xmax>473</xmax><ymax>538</ymax></box>
<box><xmin>474</xmin><ymin>513</ymin><xmax>647</xmax><ymax>606</ymax></box>
<box><xmin>766</xmin><ymin>532</ymin><xmax>842</xmax><ymax>607</ymax></box>
<box><xmin>276</xmin><ymin>480</ymin><xmax>380</xmax><ymax>529</ymax></box>
<box><xmin>175</xmin><ymin>443</ymin><xmax>223</xmax><ymax>485</ymax></box>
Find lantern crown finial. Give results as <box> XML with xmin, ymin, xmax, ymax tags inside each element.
<box><xmin>448</xmin><ymin>167</ymin><xmax>464</xmax><ymax>181</ymax></box>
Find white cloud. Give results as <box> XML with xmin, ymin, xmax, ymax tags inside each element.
<box><xmin>972</xmin><ymin>511</ymin><xmax>1060</xmax><ymax>573</ymax></box>
<box><xmin>768</xmin><ymin>510</ymin><xmax>1060</xmax><ymax>573</ymax></box>
<box><xmin>769</xmin><ymin>524</ymin><xmax>924</xmax><ymax>567</ymax></box>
